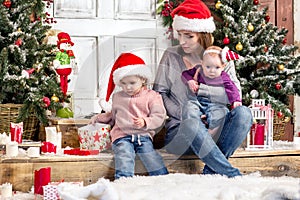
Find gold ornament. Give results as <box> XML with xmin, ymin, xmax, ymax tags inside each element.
<box><xmin>51</xmin><ymin>94</ymin><xmax>59</xmax><ymax>102</ymax></box>
<box><xmin>277</xmin><ymin>64</ymin><xmax>285</xmax><ymax>71</ymax></box>
<box><xmin>215</xmin><ymin>0</ymin><xmax>222</xmax><ymax>9</ymax></box>
<box><xmin>235</xmin><ymin>42</ymin><xmax>243</xmax><ymax>51</ymax></box>
<box><xmin>284</xmin><ymin>116</ymin><xmax>291</xmax><ymax>123</ymax></box>
<box><xmin>247</xmin><ymin>23</ymin><xmax>254</xmax><ymax>32</ymax></box>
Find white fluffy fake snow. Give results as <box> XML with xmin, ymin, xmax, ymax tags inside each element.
<box><xmin>10</xmin><ymin>172</ymin><xmax>300</xmax><ymax>200</ymax></box>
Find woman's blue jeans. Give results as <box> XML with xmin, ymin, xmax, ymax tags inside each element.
<box><xmin>112</xmin><ymin>135</ymin><xmax>169</xmax><ymax>179</ymax></box>
<box><xmin>164</xmin><ymin>103</ymin><xmax>253</xmax><ymax>177</ymax></box>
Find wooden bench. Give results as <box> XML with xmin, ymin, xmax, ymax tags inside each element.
<box><xmin>1</xmin><ymin>149</ymin><xmax>300</xmax><ymax>192</ymax></box>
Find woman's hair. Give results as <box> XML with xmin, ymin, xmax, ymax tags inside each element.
<box><xmin>197</xmin><ymin>32</ymin><xmax>214</xmax><ymax>59</ymax></box>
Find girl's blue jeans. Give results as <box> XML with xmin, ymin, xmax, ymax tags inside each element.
<box><xmin>164</xmin><ymin>102</ymin><xmax>253</xmax><ymax>178</ymax></box>
<box><xmin>112</xmin><ymin>135</ymin><xmax>169</xmax><ymax>179</ymax></box>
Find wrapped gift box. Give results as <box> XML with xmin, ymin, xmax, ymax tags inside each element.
<box><xmin>78</xmin><ymin>123</ymin><xmax>111</xmax><ymax>152</ymax></box>
<box><xmin>43</xmin><ymin>182</ymin><xmax>83</xmax><ymax>200</ymax></box>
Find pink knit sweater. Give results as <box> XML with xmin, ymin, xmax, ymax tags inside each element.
<box><xmin>109</xmin><ymin>87</ymin><xmax>166</xmax><ymax>142</ymax></box>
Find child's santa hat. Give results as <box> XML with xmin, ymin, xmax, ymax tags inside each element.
<box><xmin>171</xmin><ymin>0</ymin><xmax>215</xmax><ymax>33</ymax></box>
<box><xmin>105</xmin><ymin>53</ymin><xmax>152</xmax><ymax>101</ymax></box>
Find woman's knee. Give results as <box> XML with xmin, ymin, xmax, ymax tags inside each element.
<box><xmin>231</xmin><ymin>106</ymin><xmax>253</xmax><ymax>125</ymax></box>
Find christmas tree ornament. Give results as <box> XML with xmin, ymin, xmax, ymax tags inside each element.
<box><xmin>264</xmin><ymin>45</ymin><xmax>268</xmax><ymax>52</ymax></box>
<box><xmin>284</xmin><ymin>116</ymin><xmax>291</xmax><ymax>123</ymax></box>
<box><xmin>235</xmin><ymin>42</ymin><xmax>243</xmax><ymax>51</ymax></box>
<box><xmin>253</xmin><ymin>0</ymin><xmax>259</xmax><ymax>5</ymax></box>
<box><xmin>15</xmin><ymin>38</ymin><xmax>23</xmax><ymax>46</ymax></box>
<box><xmin>247</xmin><ymin>23</ymin><xmax>254</xmax><ymax>32</ymax></box>
<box><xmin>275</xmin><ymin>82</ymin><xmax>282</xmax><ymax>90</ymax></box>
<box><xmin>51</xmin><ymin>94</ymin><xmax>59</xmax><ymax>102</ymax></box>
<box><xmin>2</xmin><ymin>0</ymin><xmax>11</xmax><ymax>8</ymax></box>
<box><xmin>21</xmin><ymin>68</ymin><xmax>35</xmax><ymax>78</ymax></box>
<box><xmin>223</xmin><ymin>36</ymin><xmax>230</xmax><ymax>45</ymax></box>
<box><xmin>265</xmin><ymin>14</ymin><xmax>270</xmax><ymax>22</ymax></box>
<box><xmin>277</xmin><ymin>64</ymin><xmax>285</xmax><ymax>71</ymax></box>
<box><xmin>250</xmin><ymin>90</ymin><xmax>259</xmax><ymax>98</ymax></box>
<box><xmin>43</xmin><ymin>97</ymin><xmax>51</xmax><ymax>108</ymax></box>
<box><xmin>282</xmin><ymin>38</ymin><xmax>287</xmax><ymax>44</ymax></box>
<box><xmin>215</xmin><ymin>1</ymin><xmax>222</xmax><ymax>9</ymax></box>
<box><xmin>277</xmin><ymin>111</ymin><xmax>283</xmax><ymax>118</ymax></box>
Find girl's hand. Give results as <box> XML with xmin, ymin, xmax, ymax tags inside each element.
<box><xmin>133</xmin><ymin>117</ymin><xmax>145</xmax><ymax>129</ymax></box>
<box><xmin>89</xmin><ymin>114</ymin><xmax>100</xmax><ymax>125</ymax></box>
<box><xmin>89</xmin><ymin>112</ymin><xmax>112</xmax><ymax>124</ymax></box>
<box><xmin>187</xmin><ymin>80</ymin><xmax>199</xmax><ymax>93</ymax></box>
<box><xmin>232</xmin><ymin>101</ymin><xmax>242</xmax><ymax>109</ymax></box>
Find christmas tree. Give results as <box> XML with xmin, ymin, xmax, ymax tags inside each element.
<box><xmin>157</xmin><ymin>0</ymin><xmax>300</xmax><ymax>118</ymax></box>
<box><xmin>0</xmin><ymin>0</ymin><xmax>69</xmax><ymax>126</ymax></box>
<box><xmin>212</xmin><ymin>0</ymin><xmax>300</xmax><ymax>118</ymax></box>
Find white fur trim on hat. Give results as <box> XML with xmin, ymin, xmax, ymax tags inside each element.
<box><xmin>113</xmin><ymin>64</ymin><xmax>152</xmax><ymax>86</ymax></box>
<box><xmin>172</xmin><ymin>15</ymin><xmax>216</xmax><ymax>33</ymax></box>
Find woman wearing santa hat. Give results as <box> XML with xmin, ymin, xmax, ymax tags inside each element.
<box><xmin>153</xmin><ymin>0</ymin><xmax>253</xmax><ymax>177</ymax></box>
<box><xmin>90</xmin><ymin>53</ymin><xmax>168</xmax><ymax>179</ymax></box>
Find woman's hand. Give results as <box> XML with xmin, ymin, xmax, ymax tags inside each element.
<box><xmin>133</xmin><ymin>117</ymin><xmax>145</xmax><ymax>129</ymax></box>
<box><xmin>187</xmin><ymin>80</ymin><xmax>199</xmax><ymax>93</ymax></box>
<box><xmin>232</xmin><ymin>101</ymin><xmax>242</xmax><ymax>109</ymax></box>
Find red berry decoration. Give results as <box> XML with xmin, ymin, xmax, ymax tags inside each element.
<box><xmin>275</xmin><ymin>82</ymin><xmax>281</xmax><ymax>90</ymax></box>
<box><xmin>277</xmin><ymin>111</ymin><xmax>283</xmax><ymax>118</ymax></box>
<box><xmin>265</xmin><ymin>15</ymin><xmax>270</xmax><ymax>22</ymax></box>
<box><xmin>253</xmin><ymin>0</ymin><xmax>259</xmax><ymax>5</ymax></box>
<box><xmin>282</xmin><ymin>38</ymin><xmax>287</xmax><ymax>44</ymax></box>
<box><xmin>43</xmin><ymin>97</ymin><xmax>51</xmax><ymax>107</ymax></box>
<box><xmin>3</xmin><ymin>0</ymin><xmax>11</xmax><ymax>8</ymax></box>
<box><xmin>15</xmin><ymin>38</ymin><xmax>23</xmax><ymax>46</ymax></box>
<box><xmin>223</xmin><ymin>37</ymin><xmax>230</xmax><ymax>45</ymax></box>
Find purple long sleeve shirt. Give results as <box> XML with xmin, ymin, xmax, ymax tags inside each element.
<box><xmin>182</xmin><ymin>65</ymin><xmax>241</xmax><ymax>104</ymax></box>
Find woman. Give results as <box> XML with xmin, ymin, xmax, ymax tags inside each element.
<box><xmin>153</xmin><ymin>0</ymin><xmax>253</xmax><ymax>177</ymax></box>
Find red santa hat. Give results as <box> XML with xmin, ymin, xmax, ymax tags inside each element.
<box><xmin>105</xmin><ymin>53</ymin><xmax>151</xmax><ymax>101</ymax></box>
<box><xmin>171</xmin><ymin>0</ymin><xmax>215</xmax><ymax>33</ymax></box>
<box><xmin>57</xmin><ymin>32</ymin><xmax>74</xmax><ymax>49</ymax></box>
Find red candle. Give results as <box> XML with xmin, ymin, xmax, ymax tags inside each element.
<box><xmin>34</xmin><ymin>167</ymin><xmax>51</xmax><ymax>195</ymax></box>
<box><xmin>254</xmin><ymin>124</ymin><xmax>265</xmax><ymax>145</ymax></box>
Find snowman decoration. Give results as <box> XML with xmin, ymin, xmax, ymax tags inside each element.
<box><xmin>53</xmin><ymin>32</ymin><xmax>77</xmax><ymax>118</ymax></box>
<box><xmin>53</xmin><ymin>32</ymin><xmax>77</xmax><ymax>96</ymax></box>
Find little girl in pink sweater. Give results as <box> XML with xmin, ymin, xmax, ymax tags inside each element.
<box><xmin>90</xmin><ymin>53</ymin><xmax>168</xmax><ymax>179</ymax></box>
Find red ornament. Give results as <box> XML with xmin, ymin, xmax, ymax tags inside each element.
<box><xmin>15</xmin><ymin>38</ymin><xmax>23</xmax><ymax>46</ymax></box>
<box><xmin>253</xmin><ymin>0</ymin><xmax>259</xmax><ymax>5</ymax></box>
<box><xmin>265</xmin><ymin>15</ymin><xmax>270</xmax><ymax>22</ymax></box>
<box><xmin>43</xmin><ymin>97</ymin><xmax>51</xmax><ymax>107</ymax></box>
<box><xmin>223</xmin><ymin>37</ymin><xmax>230</xmax><ymax>45</ymax></box>
<box><xmin>275</xmin><ymin>82</ymin><xmax>281</xmax><ymax>90</ymax></box>
<box><xmin>3</xmin><ymin>0</ymin><xmax>11</xmax><ymax>8</ymax></box>
<box><xmin>282</xmin><ymin>38</ymin><xmax>287</xmax><ymax>45</ymax></box>
<box><xmin>277</xmin><ymin>111</ymin><xmax>283</xmax><ymax>118</ymax></box>
<box><xmin>263</xmin><ymin>45</ymin><xmax>268</xmax><ymax>53</ymax></box>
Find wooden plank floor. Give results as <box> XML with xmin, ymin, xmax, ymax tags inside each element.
<box><xmin>1</xmin><ymin>149</ymin><xmax>300</xmax><ymax>192</ymax></box>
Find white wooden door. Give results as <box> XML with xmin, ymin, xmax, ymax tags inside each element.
<box><xmin>46</xmin><ymin>0</ymin><xmax>170</xmax><ymax>117</ymax></box>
